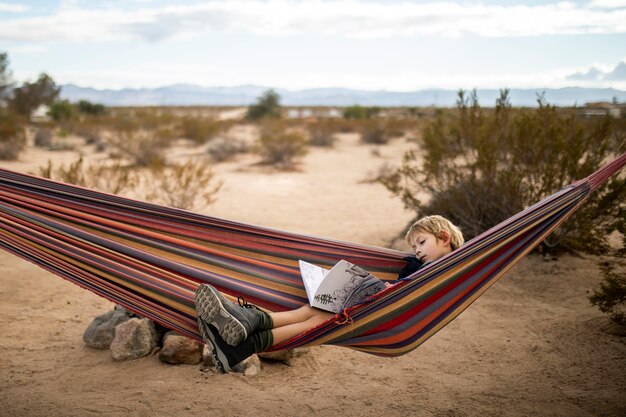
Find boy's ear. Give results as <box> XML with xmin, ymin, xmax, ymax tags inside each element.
<box><xmin>439</xmin><ymin>230</ymin><xmax>451</xmax><ymax>246</ymax></box>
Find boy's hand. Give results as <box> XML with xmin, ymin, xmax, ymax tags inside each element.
<box><xmin>384</xmin><ymin>282</ymin><xmax>392</xmax><ymax>288</ymax></box>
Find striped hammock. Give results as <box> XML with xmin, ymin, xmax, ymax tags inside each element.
<box><xmin>0</xmin><ymin>153</ymin><xmax>624</xmax><ymax>357</ymax></box>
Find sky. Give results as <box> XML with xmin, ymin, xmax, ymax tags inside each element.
<box><xmin>1</xmin><ymin>0</ymin><xmax>625</xmax><ymax>91</ymax></box>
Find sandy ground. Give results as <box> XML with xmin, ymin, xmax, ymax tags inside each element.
<box><xmin>0</xmin><ymin>128</ymin><xmax>624</xmax><ymax>417</ymax></box>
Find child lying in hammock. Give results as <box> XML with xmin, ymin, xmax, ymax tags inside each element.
<box><xmin>195</xmin><ymin>215</ymin><xmax>464</xmax><ymax>373</ymax></box>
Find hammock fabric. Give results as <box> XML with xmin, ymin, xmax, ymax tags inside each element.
<box><xmin>0</xmin><ymin>153</ymin><xmax>624</xmax><ymax>357</ymax></box>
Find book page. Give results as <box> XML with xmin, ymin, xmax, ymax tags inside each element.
<box><xmin>313</xmin><ymin>260</ymin><xmax>357</xmax><ymax>312</ymax></box>
<box><xmin>298</xmin><ymin>260</ymin><xmax>327</xmax><ymax>305</ymax></box>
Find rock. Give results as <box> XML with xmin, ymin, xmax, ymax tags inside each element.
<box><xmin>258</xmin><ymin>347</ymin><xmax>310</xmax><ymax>364</ymax></box>
<box><xmin>201</xmin><ymin>345</ymin><xmax>216</xmax><ymax>369</ymax></box>
<box><xmin>158</xmin><ymin>332</ymin><xmax>203</xmax><ymax>365</ymax></box>
<box><xmin>241</xmin><ymin>355</ymin><xmax>261</xmax><ymax>376</ymax></box>
<box><xmin>110</xmin><ymin>318</ymin><xmax>158</xmax><ymax>361</ymax></box>
<box><xmin>200</xmin><ymin>344</ymin><xmax>261</xmax><ymax>375</ymax></box>
<box><xmin>83</xmin><ymin>308</ymin><xmax>132</xmax><ymax>349</ymax></box>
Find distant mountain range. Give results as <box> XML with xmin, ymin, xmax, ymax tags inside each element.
<box><xmin>567</xmin><ymin>62</ymin><xmax>626</xmax><ymax>82</ymax></box>
<box><xmin>60</xmin><ymin>84</ymin><xmax>626</xmax><ymax>107</ymax></box>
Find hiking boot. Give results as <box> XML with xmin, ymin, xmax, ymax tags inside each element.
<box><xmin>194</xmin><ymin>284</ymin><xmax>272</xmax><ymax>346</ymax></box>
<box><xmin>197</xmin><ymin>316</ymin><xmax>273</xmax><ymax>374</ymax></box>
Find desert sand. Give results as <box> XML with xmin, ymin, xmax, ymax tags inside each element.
<box><xmin>0</xmin><ymin>127</ymin><xmax>624</xmax><ymax>417</ymax></box>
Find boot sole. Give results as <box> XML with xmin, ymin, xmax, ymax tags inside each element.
<box><xmin>195</xmin><ymin>285</ymin><xmax>247</xmax><ymax>346</ymax></box>
<box><xmin>197</xmin><ymin>319</ymin><xmax>230</xmax><ymax>374</ymax></box>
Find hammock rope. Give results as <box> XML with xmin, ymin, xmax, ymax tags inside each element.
<box><xmin>0</xmin><ymin>152</ymin><xmax>624</xmax><ymax>357</ymax></box>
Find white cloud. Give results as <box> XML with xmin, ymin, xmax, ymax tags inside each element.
<box><xmin>0</xmin><ymin>2</ymin><xmax>28</xmax><ymax>12</ymax></box>
<box><xmin>1</xmin><ymin>1</ymin><xmax>626</xmax><ymax>43</ymax></box>
<box><xmin>8</xmin><ymin>44</ymin><xmax>47</xmax><ymax>54</ymax></box>
<box><xmin>588</xmin><ymin>0</ymin><xmax>626</xmax><ymax>8</ymax></box>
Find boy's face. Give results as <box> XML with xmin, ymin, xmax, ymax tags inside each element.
<box><xmin>408</xmin><ymin>230</ymin><xmax>452</xmax><ymax>264</ymax></box>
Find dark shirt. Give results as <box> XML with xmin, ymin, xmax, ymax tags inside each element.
<box><xmin>395</xmin><ymin>256</ymin><xmax>424</xmax><ymax>282</ymax></box>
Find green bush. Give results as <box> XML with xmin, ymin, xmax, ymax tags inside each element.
<box><xmin>77</xmin><ymin>100</ymin><xmax>106</xmax><ymax>116</ymax></box>
<box><xmin>589</xmin><ymin>262</ymin><xmax>626</xmax><ymax>325</ymax></box>
<box><xmin>49</xmin><ymin>100</ymin><xmax>75</xmax><ymax>122</ymax></box>
<box><xmin>382</xmin><ymin>89</ymin><xmax>626</xmax><ymax>253</ymax></box>
<box><xmin>343</xmin><ymin>105</ymin><xmax>380</xmax><ymax>120</ymax></box>
<box><xmin>256</xmin><ymin>121</ymin><xmax>308</xmax><ymax>168</ymax></box>
<box><xmin>246</xmin><ymin>90</ymin><xmax>282</xmax><ymax>120</ymax></box>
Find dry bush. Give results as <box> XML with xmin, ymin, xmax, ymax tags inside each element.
<box><xmin>39</xmin><ymin>156</ymin><xmax>137</xmax><ymax>196</ymax></box>
<box><xmin>0</xmin><ymin>112</ymin><xmax>25</xmax><ymax>160</ymax></box>
<box><xmin>307</xmin><ymin>120</ymin><xmax>337</xmax><ymax>147</ymax></box>
<box><xmin>359</xmin><ymin>119</ymin><xmax>390</xmax><ymax>144</ymax></box>
<box><xmin>34</xmin><ymin>128</ymin><xmax>53</xmax><ymax>147</ymax></box>
<box><xmin>108</xmin><ymin>129</ymin><xmax>168</xmax><ymax>167</ymax></box>
<box><xmin>207</xmin><ymin>137</ymin><xmax>248</xmax><ymax>162</ymax></box>
<box><xmin>74</xmin><ymin>126</ymin><xmax>102</xmax><ymax>145</ymax></box>
<box><xmin>180</xmin><ymin>117</ymin><xmax>221</xmax><ymax>144</ymax></box>
<box><xmin>382</xmin><ymin>89</ymin><xmax>626</xmax><ymax>254</ymax></box>
<box><xmin>256</xmin><ymin>121</ymin><xmax>308</xmax><ymax>168</ymax></box>
<box><xmin>143</xmin><ymin>160</ymin><xmax>222</xmax><ymax>211</ymax></box>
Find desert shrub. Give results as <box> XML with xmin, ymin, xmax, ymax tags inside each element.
<box><xmin>307</xmin><ymin>120</ymin><xmax>337</xmax><ymax>147</ymax></box>
<box><xmin>74</xmin><ymin>126</ymin><xmax>101</xmax><ymax>145</ymax></box>
<box><xmin>589</xmin><ymin>262</ymin><xmax>626</xmax><ymax>325</ymax></box>
<box><xmin>180</xmin><ymin>117</ymin><xmax>220</xmax><ymax>144</ymax></box>
<box><xmin>207</xmin><ymin>137</ymin><xmax>248</xmax><ymax>162</ymax></box>
<box><xmin>343</xmin><ymin>105</ymin><xmax>380</xmax><ymax>120</ymax></box>
<box><xmin>144</xmin><ymin>160</ymin><xmax>222</xmax><ymax>211</ymax></box>
<box><xmin>360</xmin><ymin>119</ymin><xmax>390</xmax><ymax>144</ymax></box>
<box><xmin>382</xmin><ymin>89</ymin><xmax>626</xmax><ymax>253</ymax></box>
<box><xmin>34</xmin><ymin>128</ymin><xmax>53</xmax><ymax>147</ymax></box>
<box><xmin>109</xmin><ymin>129</ymin><xmax>169</xmax><ymax>167</ymax></box>
<box><xmin>256</xmin><ymin>121</ymin><xmax>308</xmax><ymax>168</ymax></box>
<box><xmin>49</xmin><ymin>100</ymin><xmax>75</xmax><ymax>122</ymax></box>
<box><xmin>77</xmin><ymin>100</ymin><xmax>106</xmax><ymax>116</ymax></box>
<box><xmin>246</xmin><ymin>90</ymin><xmax>282</xmax><ymax>120</ymax></box>
<box><xmin>0</xmin><ymin>112</ymin><xmax>25</xmax><ymax>160</ymax></box>
<box><xmin>39</xmin><ymin>156</ymin><xmax>137</xmax><ymax>196</ymax></box>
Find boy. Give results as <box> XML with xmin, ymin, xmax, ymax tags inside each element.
<box><xmin>195</xmin><ymin>215</ymin><xmax>464</xmax><ymax>373</ymax></box>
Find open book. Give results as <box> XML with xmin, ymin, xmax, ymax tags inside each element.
<box><xmin>298</xmin><ymin>259</ymin><xmax>385</xmax><ymax>313</ymax></box>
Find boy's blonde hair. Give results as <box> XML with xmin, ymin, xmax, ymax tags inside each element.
<box><xmin>405</xmin><ymin>215</ymin><xmax>464</xmax><ymax>251</ymax></box>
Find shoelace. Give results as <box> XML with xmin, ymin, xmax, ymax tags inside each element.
<box><xmin>237</xmin><ymin>296</ymin><xmax>262</xmax><ymax>311</ymax></box>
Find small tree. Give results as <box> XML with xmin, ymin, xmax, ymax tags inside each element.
<box><xmin>9</xmin><ymin>73</ymin><xmax>60</xmax><ymax>117</ymax></box>
<box><xmin>246</xmin><ymin>90</ymin><xmax>282</xmax><ymax>120</ymax></box>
